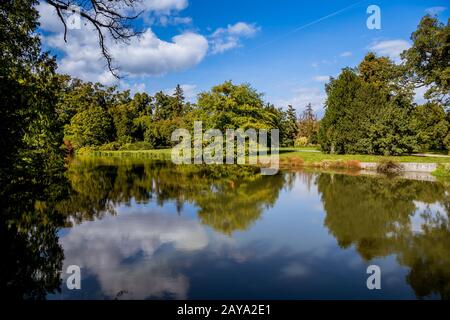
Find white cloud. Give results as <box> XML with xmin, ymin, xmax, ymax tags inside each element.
<box><xmin>413</xmin><ymin>85</ymin><xmax>432</xmax><ymax>105</ymax></box>
<box><xmin>138</xmin><ymin>0</ymin><xmax>189</xmax><ymax>13</ymax></box>
<box><xmin>281</xmin><ymin>263</ymin><xmax>309</xmax><ymax>278</ymax></box>
<box><xmin>210</xmin><ymin>22</ymin><xmax>260</xmax><ymax>54</ymax></box>
<box><xmin>121</xmin><ymin>82</ymin><xmax>147</xmax><ymax>95</ymax></box>
<box><xmin>164</xmin><ymin>84</ymin><xmax>198</xmax><ymax>101</ymax></box>
<box><xmin>38</xmin><ymin>2</ymin><xmax>208</xmax><ymax>84</ymax></box>
<box><xmin>172</xmin><ymin>16</ymin><xmax>193</xmax><ymax>25</ymax></box>
<box><xmin>425</xmin><ymin>6</ymin><xmax>447</xmax><ymax>15</ymax></box>
<box><xmin>112</xmin><ymin>30</ymin><xmax>208</xmax><ymax>76</ymax></box>
<box><xmin>276</xmin><ymin>87</ymin><xmax>326</xmax><ymax>114</ymax></box>
<box><xmin>36</xmin><ymin>2</ymin><xmax>62</xmax><ymax>31</ymax></box>
<box><xmin>340</xmin><ymin>51</ymin><xmax>352</xmax><ymax>57</ymax></box>
<box><xmin>313</xmin><ymin>75</ymin><xmax>330</xmax><ymax>83</ymax></box>
<box><xmin>369</xmin><ymin>39</ymin><xmax>410</xmax><ymax>62</ymax></box>
<box><xmin>150</xmin><ymin>15</ymin><xmax>192</xmax><ymax>26</ymax></box>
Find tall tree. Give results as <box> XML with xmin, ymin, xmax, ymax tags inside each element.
<box><xmin>298</xmin><ymin>103</ymin><xmax>319</xmax><ymax>144</ymax></box>
<box><xmin>319</xmin><ymin>54</ymin><xmax>417</xmax><ymax>155</ymax></box>
<box><xmin>1</xmin><ymin>0</ymin><xmax>64</xmax><ymax>180</ymax></box>
<box><xmin>402</xmin><ymin>15</ymin><xmax>450</xmax><ymax>107</ymax></box>
<box><xmin>172</xmin><ymin>84</ymin><xmax>185</xmax><ymax>116</ymax></box>
<box><xmin>282</xmin><ymin>105</ymin><xmax>299</xmax><ymax>147</ymax></box>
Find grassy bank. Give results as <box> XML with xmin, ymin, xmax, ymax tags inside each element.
<box><xmin>432</xmin><ymin>165</ymin><xmax>450</xmax><ymax>178</ymax></box>
<box><xmin>78</xmin><ymin>147</ymin><xmax>450</xmax><ymax>164</ymax></box>
<box><xmin>279</xmin><ymin>150</ymin><xmax>450</xmax><ymax>164</ymax></box>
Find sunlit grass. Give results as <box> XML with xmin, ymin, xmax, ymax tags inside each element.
<box><xmin>79</xmin><ymin>147</ymin><xmax>450</xmax><ymax>164</ymax></box>
<box><xmin>278</xmin><ymin>150</ymin><xmax>450</xmax><ymax>164</ymax></box>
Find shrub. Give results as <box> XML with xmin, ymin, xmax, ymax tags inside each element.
<box><xmin>119</xmin><ymin>141</ymin><xmax>154</xmax><ymax>151</ymax></box>
<box><xmin>317</xmin><ymin>160</ymin><xmax>361</xmax><ymax>170</ymax></box>
<box><xmin>294</xmin><ymin>137</ymin><xmax>309</xmax><ymax>147</ymax></box>
<box><xmin>98</xmin><ymin>142</ymin><xmax>121</xmax><ymax>151</ymax></box>
<box><xmin>77</xmin><ymin>146</ymin><xmax>97</xmax><ymax>155</ymax></box>
<box><xmin>376</xmin><ymin>160</ymin><xmax>403</xmax><ymax>174</ymax></box>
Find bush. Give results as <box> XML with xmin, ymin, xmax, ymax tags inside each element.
<box><xmin>98</xmin><ymin>142</ymin><xmax>121</xmax><ymax>151</ymax></box>
<box><xmin>294</xmin><ymin>137</ymin><xmax>309</xmax><ymax>147</ymax></box>
<box><xmin>119</xmin><ymin>141</ymin><xmax>154</xmax><ymax>151</ymax></box>
<box><xmin>317</xmin><ymin>160</ymin><xmax>361</xmax><ymax>170</ymax></box>
<box><xmin>376</xmin><ymin>160</ymin><xmax>403</xmax><ymax>174</ymax></box>
<box><xmin>77</xmin><ymin>146</ymin><xmax>98</xmax><ymax>155</ymax></box>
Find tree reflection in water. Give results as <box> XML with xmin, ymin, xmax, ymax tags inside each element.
<box><xmin>2</xmin><ymin>157</ymin><xmax>450</xmax><ymax>299</ymax></box>
<box><xmin>316</xmin><ymin>173</ymin><xmax>450</xmax><ymax>299</ymax></box>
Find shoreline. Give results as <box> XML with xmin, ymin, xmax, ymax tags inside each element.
<box><xmin>76</xmin><ymin>148</ymin><xmax>450</xmax><ymax>178</ymax></box>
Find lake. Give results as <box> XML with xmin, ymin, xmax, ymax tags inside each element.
<box><xmin>6</xmin><ymin>157</ymin><xmax>449</xmax><ymax>300</ymax></box>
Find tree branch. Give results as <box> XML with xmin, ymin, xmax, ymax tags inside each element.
<box><xmin>44</xmin><ymin>0</ymin><xmax>143</xmax><ymax>78</ymax></box>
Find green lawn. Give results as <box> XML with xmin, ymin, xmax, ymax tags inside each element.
<box><xmin>279</xmin><ymin>150</ymin><xmax>450</xmax><ymax>164</ymax></box>
<box><xmin>82</xmin><ymin>147</ymin><xmax>450</xmax><ymax>164</ymax></box>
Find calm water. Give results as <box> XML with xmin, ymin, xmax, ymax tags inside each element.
<box><xmin>7</xmin><ymin>158</ymin><xmax>450</xmax><ymax>300</ymax></box>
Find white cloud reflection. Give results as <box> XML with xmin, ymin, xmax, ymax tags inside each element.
<box><xmin>61</xmin><ymin>212</ymin><xmax>208</xmax><ymax>299</ymax></box>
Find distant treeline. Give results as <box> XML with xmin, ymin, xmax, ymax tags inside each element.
<box><xmin>58</xmin><ymin>79</ymin><xmax>301</xmax><ymax>153</ymax></box>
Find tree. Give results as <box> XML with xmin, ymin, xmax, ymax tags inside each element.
<box><xmin>298</xmin><ymin>103</ymin><xmax>319</xmax><ymax>144</ymax></box>
<box><xmin>172</xmin><ymin>84</ymin><xmax>185</xmax><ymax>116</ymax></box>
<box><xmin>411</xmin><ymin>103</ymin><xmax>449</xmax><ymax>151</ymax></box>
<box><xmin>153</xmin><ymin>91</ymin><xmax>177</xmax><ymax>121</ymax></box>
<box><xmin>195</xmin><ymin>81</ymin><xmax>278</xmax><ymax>131</ymax></box>
<box><xmin>318</xmin><ymin>68</ymin><xmax>363</xmax><ymax>154</ymax></box>
<box><xmin>281</xmin><ymin>105</ymin><xmax>299</xmax><ymax>147</ymax></box>
<box><xmin>402</xmin><ymin>15</ymin><xmax>450</xmax><ymax>107</ymax></box>
<box><xmin>319</xmin><ymin>54</ymin><xmax>417</xmax><ymax>155</ymax></box>
<box><xmin>65</xmin><ymin>106</ymin><xmax>114</xmax><ymax>148</ymax></box>
<box><xmin>1</xmin><ymin>0</ymin><xmax>64</xmax><ymax>181</ymax></box>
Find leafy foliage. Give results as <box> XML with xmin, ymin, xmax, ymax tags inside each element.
<box><xmin>402</xmin><ymin>16</ymin><xmax>450</xmax><ymax>107</ymax></box>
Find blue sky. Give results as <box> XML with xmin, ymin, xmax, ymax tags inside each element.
<box><xmin>38</xmin><ymin>0</ymin><xmax>449</xmax><ymax>116</ymax></box>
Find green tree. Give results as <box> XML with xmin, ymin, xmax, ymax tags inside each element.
<box><xmin>0</xmin><ymin>0</ymin><xmax>64</xmax><ymax>181</ymax></box>
<box><xmin>298</xmin><ymin>103</ymin><xmax>319</xmax><ymax>144</ymax></box>
<box><xmin>411</xmin><ymin>102</ymin><xmax>449</xmax><ymax>151</ymax></box>
<box><xmin>65</xmin><ymin>106</ymin><xmax>114</xmax><ymax>148</ymax></box>
<box><xmin>172</xmin><ymin>84</ymin><xmax>185</xmax><ymax>116</ymax></box>
<box><xmin>281</xmin><ymin>105</ymin><xmax>299</xmax><ymax>147</ymax></box>
<box><xmin>402</xmin><ymin>15</ymin><xmax>450</xmax><ymax>107</ymax></box>
<box><xmin>319</xmin><ymin>54</ymin><xmax>417</xmax><ymax>155</ymax></box>
<box><xmin>195</xmin><ymin>81</ymin><xmax>278</xmax><ymax>131</ymax></box>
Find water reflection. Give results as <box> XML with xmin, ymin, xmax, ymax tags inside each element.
<box><xmin>316</xmin><ymin>173</ymin><xmax>450</xmax><ymax>299</ymax></box>
<box><xmin>2</xmin><ymin>158</ymin><xmax>450</xmax><ymax>299</ymax></box>
<box><xmin>1</xmin><ymin>166</ymin><xmax>68</xmax><ymax>299</ymax></box>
